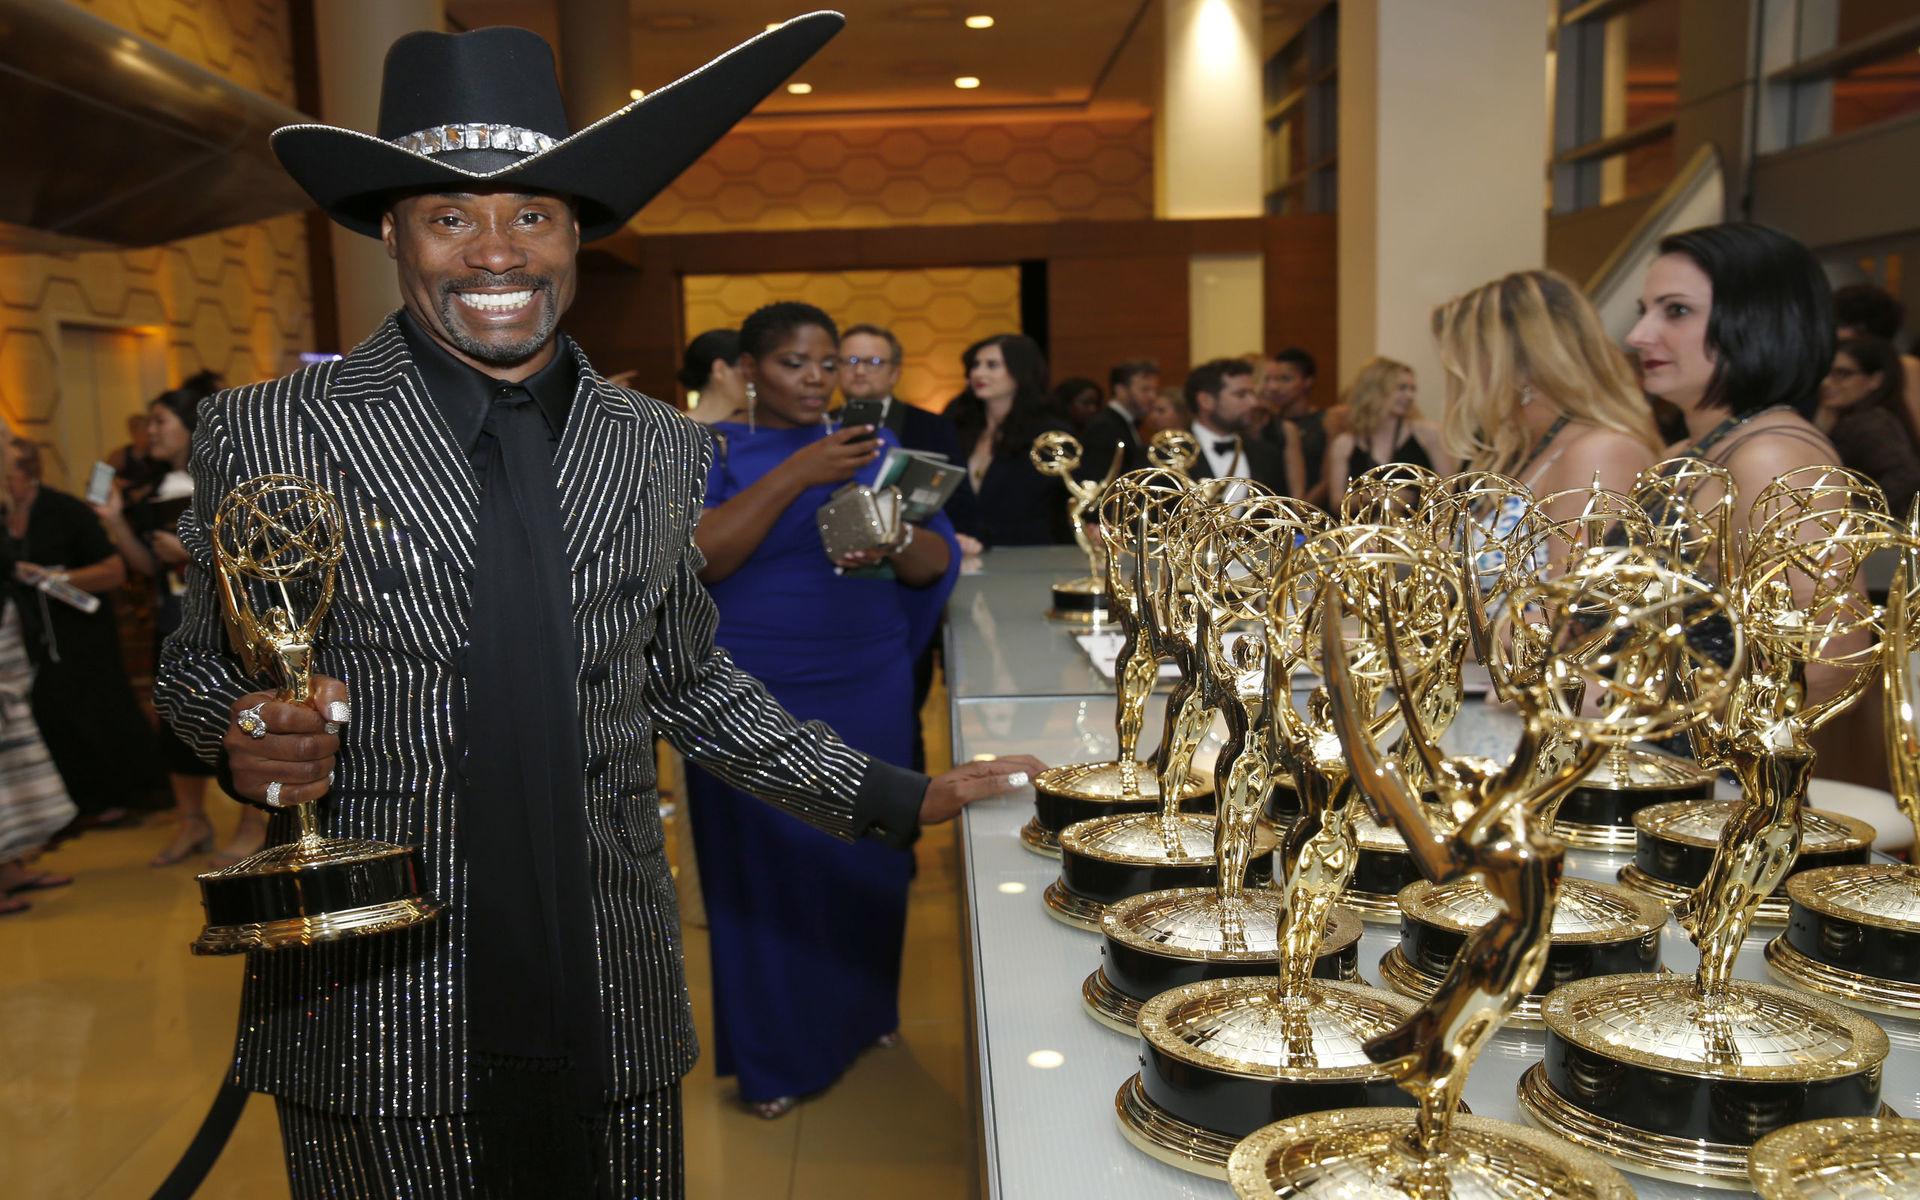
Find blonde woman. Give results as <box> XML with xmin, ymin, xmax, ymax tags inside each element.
<box><xmin>1435</xmin><ymin>269</ymin><xmax>1662</xmax><ymax>509</ymax></box>
<box><xmin>1324</xmin><ymin>357</ymin><xmax>1452</xmax><ymax>506</ymax></box>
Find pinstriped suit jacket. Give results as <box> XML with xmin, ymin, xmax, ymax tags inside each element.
<box><xmin>155</xmin><ymin>317</ymin><xmax>905</xmax><ymax>1115</ymax></box>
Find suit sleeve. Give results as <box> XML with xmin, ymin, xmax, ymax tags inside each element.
<box><xmin>640</xmin><ymin>429</ymin><xmax>929</xmax><ymax>847</ymax></box>
<box><xmin>153</xmin><ymin>399</ymin><xmax>260</xmax><ymax>764</ymax></box>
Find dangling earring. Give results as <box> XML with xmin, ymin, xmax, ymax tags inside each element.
<box><xmin>1519</xmin><ymin>383</ymin><xmax>1534</xmax><ymax>408</ymax></box>
<box><xmin>745</xmin><ymin>382</ymin><xmax>757</xmax><ymax>434</ymax></box>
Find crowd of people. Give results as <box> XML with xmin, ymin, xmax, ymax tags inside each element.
<box><xmin>2</xmin><ymin>220</ymin><xmax>1915</xmax><ymax>1137</ymax></box>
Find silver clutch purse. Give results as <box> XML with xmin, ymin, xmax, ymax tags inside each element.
<box><xmin>816</xmin><ymin>483</ymin><xmax>902</xmax><ymax>559</ymax></box>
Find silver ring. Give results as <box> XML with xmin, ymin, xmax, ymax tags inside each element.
<box><xmin>264</xmin><ymin>781</ymin><xmax>283</xmax><ymax>807</ymax></box>
<box><xmin>236</xmin><ymin>701</ymin><xmax>269</xmax><ymax>740</ymax></box>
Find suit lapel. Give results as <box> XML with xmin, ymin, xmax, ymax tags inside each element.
<box><xmin>555</xmin><ymin>343</ymin><xmax>649</xmax><ymax>573</ymax></box>
<box><xmin>298</xmin><ymin>319</ymin><xmax>480</xmax><ymax>574</ymax></box>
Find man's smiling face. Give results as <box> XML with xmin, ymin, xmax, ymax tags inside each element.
<box><xmin>383</xmin><ymin>190</ymin><xmax>580</xmax><ymax>381</ymax></box>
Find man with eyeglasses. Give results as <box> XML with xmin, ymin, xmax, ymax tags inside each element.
<box><xmin>837</xmin><ymin>323</ymin><xmax>974</xmax><ymax>531</ymax></box>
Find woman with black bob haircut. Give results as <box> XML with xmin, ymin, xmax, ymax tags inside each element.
<box><xmin>675</xmin><ymin>327</ymin><xmax>747</xmax><ymax>426</ymax></box>
<box><xmin>945</xmin><ymin>333</ymin><xmax>1071</xmax><ymax>546</ymax></box>
<box><xmin>686</xmin><ymin>299</ymin><xmax>961</xmax><ymax>1118</ymax></box>
<box><xmin>1627</xmin><ymin>221</ymin><xmax>1853</xmax><ymax>698</ymax></box>
<box><xmin>1627</xmin><ymin>222</ymin><xmax>1843</xmax><ymax>522</ymax></box>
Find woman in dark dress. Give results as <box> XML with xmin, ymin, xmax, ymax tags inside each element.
<box><xmin>1814</xmin><ymin>336</ymin><xmax>1920</xmax><ymax>518</ymax></box>
<box><xmin>687</xmin><ymin>302</ymin><xmax>960</xmax><ymax>1118</ymax></box>
<box><xmin>2</xmin><ymin>441</ymin><xmax>160</xmax><ymax>828</ymax></box>
<box><xmin>94</xmin><ymin>378</ymin><xmax>265</xmax><ymax>866</ymax></box>
<box><xmin>946</xmin><ymin>333</ymin><xmax>1072</xmax><ymax>547</ymax></box>
<box><xmin>1323</xmin><ymin>355</ymin><xmax>1453</xmax><ymax>506</ymax></box>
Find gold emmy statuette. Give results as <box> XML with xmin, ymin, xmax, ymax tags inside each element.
<box><xmin>1085</xmin><ymin>497</ymin><xmax>1355</xmax><ymax>1034</ymax></box>
<box><xmin>1023</xmin><ymin>468</ymin><xmax>1214</xmax><ymax>857</ymax></box>
<box><xmin>1029</xmin><ymin>430</ymin><xmax>1124</xmax><ymax>624</ymax></box>
<box><xmin>1230</xmin><ymin>546</ymin><xmax>1719</xmax><ymax>1200</ymax></box>
<box><xmin>1523</xmin><ymin>469</ymin><xmax>1900</xmax><ymax>1187</ymax></box>
<box><xmin>1766</xmin><ymin>498</ymin><xmax>1920</xmax><ymax>1015</ymax></box>
<box><xmin>1344</xmin><ymin>478</ymin><xmax>1653</xmax><ymax>918</ymax></box>
<box><xmin>1048</xmin><ymin>486</ymin><xmax>1271</xmax><ymax>931</ymax></box>
<box><xmin>192</xmin><ymin>475</ymin><xmax>443</xmax><ymax>955</ymax></box>
<box><xmin>1749</xmin><ymin>1115</ymin><xmax>1920</xmax><ymax>1198</ymax></box>
<box><xmin>1112</xmin><ymin>524</ymin><xmax>1457</xmax><ymax>1177</ymax></box>
<box><xmin>1146</xmin><ymin>427</ymin><xmax>1201</xmax><ymax>477</ymax></box>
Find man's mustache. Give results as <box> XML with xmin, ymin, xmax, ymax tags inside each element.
<box><xmin>439</xmin><ymin>274</ymin><xmax>554</xmax><ymax>297</ymax></box>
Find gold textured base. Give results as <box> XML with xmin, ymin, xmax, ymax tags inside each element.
<box><xmin>1749</xmin><ymin>1115</ymin><xmax>1920</xmax><ymax>1199</ymax></box>
<box><xmin>1550</xmin><ymin>817</ymin><xmax>1642</xmax><ymax>851</ymax></box>
<box><xmin>1227</xmin><ymin>1107</ymin><xmax>1635</xmax><ymax>1199</ymax></box>
<box><xmin>1083</xmin><ymin>967</ymin><xmax>1142</xmax><ymax>1034</ymax></box>
<box><xmin>1616</xmin><ymin>862</ymin><xmax>1795</xmax><ymax>925</ymax></box>
<box><xmin>1041</xmin><ymin>879</ymin><xmax>1104</xmax><ymax>932</ymax></box>
<box><xmin>1114</xmin><ymin>1072</ymin><xmax>1239</xmax><ymax>1178</ymax></box>
<box><xmin>1018</xmin><ymin>817</ymin><xmax>1061</xmax><ymax>858</ymax></box>
<box><xmin>1340</xmin><ymin>885</ymin><xmax>1403</xmax><ymax>923</ymax></box>
<box><xmin>1377</xmin><ymin>947</ymin><xmax>1549</xmax><ymax>1028</ymax></box>
<box><xmin>1518</xmin><ymin>1063</ymin><xmax>1898</xmax><ymax>1189</ymax></box>
<box><xmin>1765</xmin><ymin>934</ymin><xmax>1920</xmax><ymax>1018</ymax></box>
<box><xmin>191</xmin><ymin>897</ymin><xmax>444</xmax><ymax>956</ymax></box>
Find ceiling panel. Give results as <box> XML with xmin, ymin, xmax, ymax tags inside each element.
<box><xmin>448</xmin><ymin>1</ymin><xmax>1151</xmax><ymax>116</ymax></box>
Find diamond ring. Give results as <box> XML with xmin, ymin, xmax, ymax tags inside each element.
<box><xmin>236</xmin><ymin>701</ymin><xmax>269</xmax><ymax>740</ymax></box>
<box><xmin>264</xmin><ymin>781</ymin><xmax>283</xmax><ymax>807</ymax></box>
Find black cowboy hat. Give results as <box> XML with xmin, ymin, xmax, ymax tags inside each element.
<box><xmin>271</xmin><ymin>12</ymin><xmax>843</xmax><ymax>241</ymax></box>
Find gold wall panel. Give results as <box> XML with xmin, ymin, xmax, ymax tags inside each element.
<box><xmin>683</xmin><ymin>267</ymin><xmax>1023</xmax><ymax>414</ymax></box>
<box><xmin>0</xmin><ymin>0</ymin><xmax>313</xmax><ymax>486</ymax></box>
<box><xmin>638</xmin><ymin>117</ymin><xmax>1152</xmax><ymax>234</ymax></box>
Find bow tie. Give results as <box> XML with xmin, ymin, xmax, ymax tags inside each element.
<box><xmin>1213</xmin><ymin>439</ymin><xmax>1237</xmax><ymax>455</ymax></box>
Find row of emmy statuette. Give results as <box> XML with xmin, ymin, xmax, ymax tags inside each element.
<box><xmin>1019</xmin><ymin>441</ymin><xmax>1920</xmax><ymax>1199</ymax></box>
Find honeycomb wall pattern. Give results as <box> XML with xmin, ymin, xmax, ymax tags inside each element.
<box><xmin>683</xmin><ymin>268</ymin><xmax>1023</xmax><ymax>413</ymax></box>
<box><xmin>0</xmin><ymin>0</ymin><xmax>313</xmax><ymax>483</ymax></box>
<box><xmin>636</xmin><ymin>117</ymin><xmax>1152</xmax><ymax>234</ymax></box>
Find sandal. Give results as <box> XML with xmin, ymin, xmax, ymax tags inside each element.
<box><xmin>748</xmin><ymin>1095</ymin><xmax>797</xmax><ymax>1120</ymax></box>
<box><xmin>0</xmin><ymin>896</ymin><xmax>27</xmax><ymax>916</ymax></box>
<box><xmin>151</xmin><ymin>820</ymin><xmax>216</xmax><ymax>867</ymax></box>
<box><xmin>5</xmin><ymin>871</ymin><xmax>72</xmax><ymax>895</ymax></box>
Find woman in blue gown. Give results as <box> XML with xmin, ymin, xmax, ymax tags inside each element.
<box><xmin>688</xmin><ymin>302</ymin><xmax>960</xmax><ymax>1117</ymax></box>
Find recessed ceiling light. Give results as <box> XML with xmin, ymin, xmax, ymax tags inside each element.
<box><xmin>629</xmin><ymin>88</ymin><xmax>645</xmax><ymax>101</ymax></box>
<box><xmin>1026</xmin><ymin>1050</ymin><xmax>1065</xmax><ymax>1069</ymax></box>
<box><xmin>965</xmin><ymin>14</ymin><xmax>994</xmax><ymax>28</ymax></box>
<box><xmin>765</xmin><ymin>21</ymin><xmax>782</xmax><ymax>31</ymax></box>
<box><xmin>954</xmin><ymin>75</ymin><xmax>981</xmax><ymax>89</ymax></box>
<box><xmin>787</xmin><ymin>82</ymin><xmax>814</xmax><ymax>95</ymax></box>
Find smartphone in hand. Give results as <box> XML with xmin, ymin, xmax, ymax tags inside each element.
<box><xmin>839</xmin><ymin>397</ymin><xmax>886</xmax><ymax>440</ymax></box>
<box><xmin>84</xmin><ymin>461</ymin><xmax>116</xmax><ymax>505</ymax></box>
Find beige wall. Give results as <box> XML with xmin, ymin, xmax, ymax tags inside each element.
<box><xmin>682</xmin><ymin>268</ymin><xmax>1022</xmax><ymax>413</ymax></box>
<box><xmin>1338</xmin><ymin>0</ymin><xmax>1548</xmax><ymax>394</ymax></box>
<box><xmin>0</xmin><ymin>0</ymin><xmax>314</xmax><ymax>486</ymax></box>
<box><xmin>635</xmin><ymin>115</ymin><xmax>1153</xmax><ymax>234</ymax></box>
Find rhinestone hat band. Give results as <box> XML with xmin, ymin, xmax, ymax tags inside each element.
<box><xmin>392</xmin><ymin>123</ymin><xmax>557</xmax><ymax>158</ymax></box>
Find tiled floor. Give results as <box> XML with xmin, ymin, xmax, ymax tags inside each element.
<box><xmin>2</xmin><ymin>680</ymin><xmax>976</xmax><ymax>1198</ymax></box>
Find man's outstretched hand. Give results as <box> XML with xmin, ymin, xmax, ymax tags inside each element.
<box><xmin>919</xmin><ymin>755</ymin><xmax>1048</xmax><ymax>826</ymax></box>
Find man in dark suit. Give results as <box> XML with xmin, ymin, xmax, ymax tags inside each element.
<box><xmin>154</xmin><ymin>21</ymin><xmax>1038</xmax><ymax>1198</ymax></box>
<box><xmin>837</xmin><ymin>322</ymin><xmax>976</xmax><ymax>536</ymax></box>
<box><xmin>1185</xmin><ymin>358</ymin><xmax>1290</xmax><ymax>493</ymax></box>
<box><xmin>1078</xmin><ymin>359</ymin><xmax>1159</xmax><ymax>482</ymax></box>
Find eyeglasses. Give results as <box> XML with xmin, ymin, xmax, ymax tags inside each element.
<box><xmin>841</xmin><ymin>355</ymin><xmax>896</xmax><ymax>369</ymax></box>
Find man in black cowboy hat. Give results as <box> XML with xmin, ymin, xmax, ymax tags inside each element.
<box><xmin>155</xmin><ymin>16</ymin><xmax>1040</xmax><ymax>1197</ymax></box>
